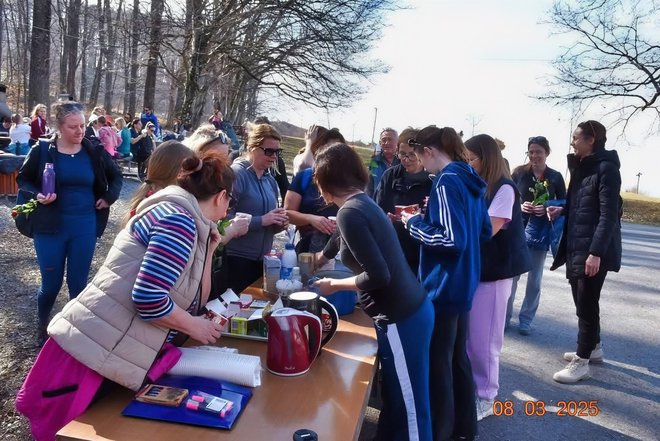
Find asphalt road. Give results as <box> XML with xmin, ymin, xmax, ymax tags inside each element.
<box><xmin>479</xmin><ymin>222</ymin><xmax>660</xmax><ymax>441</ymax></box>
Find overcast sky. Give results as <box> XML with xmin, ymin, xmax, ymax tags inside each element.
<box><xmin>275</xmin><ymin>0</ymin><xmax>660</xmax><ymax>197</ymax></box>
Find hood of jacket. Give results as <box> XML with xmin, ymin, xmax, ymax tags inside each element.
<box><xmin>567</xmin><ymin>149</ymin><xmax>620</xmax><ymax>173</ymax></box>
<box><xmin>442</xmin><ymin>161</ymin><xmax>487</xmax><ymax>199</ymax></box>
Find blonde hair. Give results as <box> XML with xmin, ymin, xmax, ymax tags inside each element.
<box><xmin>245</xmin><ymin>123</ymin><xmax>281</xmax><ymax>153</ymax></box>
<box><xmin>115</xmin><ymin>117</ymin><xmax>127</xmax><ymax>130</ymax></box>
<box><xmin>184</xmin><ymin>124</ymin><xmax>229</xmax><ymax>153</ymax></box>
<box><xmin>30</xmin><ymin>104</ymin><xmax>47</xmax><ymax>118</ymax></box>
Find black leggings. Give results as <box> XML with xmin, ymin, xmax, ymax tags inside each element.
<box><xmin>569</xmin><ymin>270</ymin><xmax>608</xmax><ymax>359</ymax></box>
<box><xmin>429</xmin><ymin>308</ymin><xmax>477</xmax><ymax>441</ymax></box>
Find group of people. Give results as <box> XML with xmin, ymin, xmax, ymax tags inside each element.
<box><xmin>14</xmin><ymin>99</ymin><xmax>622</xmax><ymax>441</ymax></box>
<box><xmin>0</xmin><ymin>103</ymin><xmax>50</xmax><ymax>155</ymax></box>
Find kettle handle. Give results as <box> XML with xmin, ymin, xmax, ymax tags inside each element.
<box><xmin>300</xmin><ymin>314</ymin><xmax>322</xmax><ymax>360</ymax></box>
<box><xmin>319</xmin><ymin>297</ymin><xmax>339</xmax><ymax>347</ymax></box>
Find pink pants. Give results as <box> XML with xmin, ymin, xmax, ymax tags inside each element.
<box><xmin>466</xmin><ymin>278</ymin><xmax>513</xmax><ymax>401</ymax></box>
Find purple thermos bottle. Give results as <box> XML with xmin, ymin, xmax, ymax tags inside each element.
<box><xmin>42</xmin><ymin>163</ymin><xmax>56</xmax><ymax>195</ymax></box>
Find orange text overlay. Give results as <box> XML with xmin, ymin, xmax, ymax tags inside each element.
<box><xmin>492</xmin><ymin>400</ymin><xmax>600</xmax><ymax>417</ymax></box>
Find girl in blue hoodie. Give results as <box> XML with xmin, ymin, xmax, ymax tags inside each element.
<box><xmin>403</xmin><ymin>126</ymin><xmax>491</xmax><ymax>441</ymax></box>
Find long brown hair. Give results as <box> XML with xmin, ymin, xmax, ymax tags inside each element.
<box><xmin>178</xmin><ymin>150</ymin><xmax>234</xmax><ymax>201</ymax></box>
<box><xmin>314</xmin><ymin>143</ymin><xmax>369</xmax><ymax>197</ymax></box>
<box><xmin>464</xmin><ymin>134</ymin><xmax>511</xmax><ymax>199</ymax></box>
<box><xmin>410</xmin><ymin>126</ymin><xmax>468</xmax><ymax>163</ymax></box>
<box><xmin>122</xmin><ymin>141</ymin><xmax>195</xmax><ymax>226</ymax></box>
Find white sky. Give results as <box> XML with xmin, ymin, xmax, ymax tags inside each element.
<box><xmin>275</xmin><ymin>0</ymin><xmax>660</xmax><ymax>197</ymax></box>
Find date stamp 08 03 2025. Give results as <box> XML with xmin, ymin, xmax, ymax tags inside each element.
<box><xmin>492</xmin><ymin>400</ymin><xmax>600</xmax><ymax>417</ymax></box>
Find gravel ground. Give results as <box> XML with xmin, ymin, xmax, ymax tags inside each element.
<box><xmin>0</xmin><ymin>177</ymin><xmax>381</xmax><ymax>441</ymax></box>
<box><xmin>0</xmin><ymin>177</ymin><xmax>141</xmax><ymax>441</ymax></box>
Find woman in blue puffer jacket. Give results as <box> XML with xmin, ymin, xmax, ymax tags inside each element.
<box><xmin>506</xmin><ymin>136</ymin><xmax>566</xmax><ymax>335</ymax></box>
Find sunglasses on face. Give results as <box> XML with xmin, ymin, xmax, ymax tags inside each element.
<box><xmin>259</xmin><ymin>147</ymin><xmax>282</xmax><ymax>157</ymax></box>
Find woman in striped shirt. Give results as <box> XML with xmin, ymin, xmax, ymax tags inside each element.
<box><xmin>17</xmin><ymin>149</ymin><xmax>237</xmax><ymax>439</ymax></box>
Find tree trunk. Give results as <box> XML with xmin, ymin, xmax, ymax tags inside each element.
<box><xmin>79</xmin><ymin>0</ymin><xmax>89</xmax><ymax>103</ymax></box>
<box><xmin>28</xmin><ymin>0</ymin><xmax>51</xmax><ymax>110</ymax></box>
<box><xmin>0</xmin><ymin>0</ymin><xmax>4</xmax><ymax>67</ymax></box>
<box><xmin>88</xmin><ymin>0</ymin><xmax>104</xmax><ymax>107</ymax></box>
<box><xmin>65</xmin><ymin>0</ymin><xmax>81</xmax><ymax>97</ymax></box>
<box><xmin>143</xmin><ymin>0</ymin><xmax>164</xmax><ymax>110</ymax></box>
<box><xmin>127</xmin><ymin>0</ymin><xmax>140</xmax><ymax>117</ymax></box>
<box><xmin>102</xmin><ymin>0</ymin><xmax>114</xmax><ymax>110</ymax></box>
<box><xmin>178</xmin><ymin>0</ymin><xmax>208</xmax><ymax>126</ymax></box>
<box><xmin>58</xmin><ymin>0</ymin><xmax>68</xmax><ymax>93</ymax></box>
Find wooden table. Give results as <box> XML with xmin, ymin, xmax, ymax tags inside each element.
<box><xmin>56</xmin><ymin>308</ymin><xmax>378</xmax><ymax>441</ymax></box>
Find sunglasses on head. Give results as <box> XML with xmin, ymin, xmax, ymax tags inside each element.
<box><xmin>407</xmin><ymin>138</ymin><xmax>422</xmax><ymax>147</ymax></box>
<box><xmin>259</xmin><ymin>147</ymin><xmax>282</xmax><ymax>157</ymax></box>
<box><xmin>62</xmin><ymin>102</ymin><xmax>84</xmax><ymax>111</ymax></box>
<box><xmin>214</xmin><ymin>131</ymin><xmax>231</xmax><ymax>145</ymax></box>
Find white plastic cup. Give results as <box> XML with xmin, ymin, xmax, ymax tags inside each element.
<box><xmin>235</xmin><ymin>212</ymin><xmax>253</xmax><ymax>223</ymax></box>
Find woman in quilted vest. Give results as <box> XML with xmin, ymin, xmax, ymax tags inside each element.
<box><xmin>16</xmin><ymin>148</ymin><xmax>235</xmax><ymax>440</ymax></box>
<box><xmin>464</xmin><ymin>134</ymin><xmax>531</xmax><ymax>421</ymax></box>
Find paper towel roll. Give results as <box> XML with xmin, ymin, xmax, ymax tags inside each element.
<box><xmin>169</xmin><ymin>347</ymin><xmax>262</xmax><ymax>387</ymax></box>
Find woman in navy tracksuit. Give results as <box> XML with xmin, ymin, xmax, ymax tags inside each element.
<box><xmin>314</xmin><ymin>143</ymin><xmax>434</xmax><ymax>441</ymax></box>
<box><xmin>403</xmin><ymin>126</ymin><xmax>491</xmax><ymax>441</ymax></box>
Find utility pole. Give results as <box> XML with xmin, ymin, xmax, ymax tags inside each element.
<box><xmin>371</xmin><ymin>107</ymin><xmax>378</xmax><ymax>146</ymax></box>
<box><xmin>636</xmin><ymin>172</ymin><xmax>642</xmax><ymax>194</ymax></box>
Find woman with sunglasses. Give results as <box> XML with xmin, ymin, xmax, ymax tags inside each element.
<box><xmin>16</xmin><ymin>101</ymin><xmax>123</xmax><ymax>345</ymax></box>
<box><xmin>221</xmin><ymin>123</ymin><xmax>289</xmax><ymax>294</ymax></box>
<box><xmin>17</xmin><ymin>149</ymin><xmax>233</xmax><ymax>439</ymax></box>
<box><xmin>463</xmin><ymin>134</ymin><xmax>531</xmax><ymax>421</ymax></box>
<box><xmin>374</xmin><ymin>127</ymin><xmax>432</xmax><ymax>273</ymax></box>
<box><xmin>506</xmin><ymin>136</ymin><xmax>566</xmax><ymax>335</ymax></box>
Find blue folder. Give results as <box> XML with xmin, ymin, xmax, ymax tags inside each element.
<box><xmin>122</xmin><ymin>375</ymin><xmax>253</xmax><ymax>430</ymax></box>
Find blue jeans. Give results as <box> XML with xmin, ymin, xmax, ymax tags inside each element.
<box><xmin>34</xmin><ymin>213</ymin><xmax>97</xmax><ymax>325</ymax></box>
<box><xmin>507</xmin><ymin>247</ymin><xmax>548</xmax><ymax>327</ymax></box>
<box><xmin>375</xmin><ymin>298</ymin><xmax>434</xmax><ymax>441</ymax></box>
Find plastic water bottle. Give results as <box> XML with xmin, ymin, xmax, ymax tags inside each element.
<box><xmin>280</xmin><ymin>243</ymin><xmax>297</xmax><ymax>280</ymax></box>
<box><xmin>291</xmin><ymin>267</ymin><xmax>301</xmax><ymax>284</ymax></box>
<box><xmin>42</xmin><ymin>163</ymin><xmax>55</xmax><ymax>195</ymax></box>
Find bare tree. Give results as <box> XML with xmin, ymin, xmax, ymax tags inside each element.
<box><xmin>127</xmin><ymin>0</ymin><xmax>141</xmax><ymax>116</ymax></box>
<box><xmin>28</xmin><ymin>0</ymin><xmax>52</xmax><ymax>109</ymax></box>
<box><xmin>143</xmin><ymin>0</ymin><xmax>164</xmax><ymax>109</ymax></box>
<box><xmin>79</xmin><ymin>0</ymin><xmax>90</xmax><ymax>103</ymax></box>
<box><xmin>103</xmin><ymin>0</ymin><xmax>115</xmax><ymax>110</ymax></box>
<box><xmin>64</xmin><ymin>0</ymin><xmax>82</xmax><ymax>96</ymax></box>
<box><xmin>541</xmin><ymin>0</ymin><xmax>660</xmax><ymax>132</ymax></box>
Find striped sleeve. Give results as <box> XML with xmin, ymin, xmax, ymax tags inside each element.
<box><xmin>131</xmin><ymin>202</ymin><xmax>196</xmax><ymax>320</ymax></box>
<box><xmin>407</xmin><ymin>183</ymin><xmax>468</xmax><ymax>253</ymax></box>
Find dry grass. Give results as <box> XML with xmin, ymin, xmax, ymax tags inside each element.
<box><xmin>280</xmin><ymin>136</ymin><xmax>374</xmax><ymax>170</ymax></box>
<box><xmin>622</xmin><ymin>192</ymin><xmax>660</xmax><ymax>225</ymax></box>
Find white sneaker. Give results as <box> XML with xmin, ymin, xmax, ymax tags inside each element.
<box><xmin>562</xmin><ymin>343</ymin><xmax>604</xmax><ymax>363</ymax></box>
<box><xmin>476</xmin><ymin>398</ymin><xmax>494</xmax><ymax>421</ymax></box>
<box><xmin>553</xmin><ymin>355</ymin><xmax>590</xmax><ymax>383</ymax></box>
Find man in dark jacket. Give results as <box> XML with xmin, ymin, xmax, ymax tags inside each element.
<box><xmin>548</xmin><ymin>120</ymin><xmax>622</xmax><ymax>384</ymax></box>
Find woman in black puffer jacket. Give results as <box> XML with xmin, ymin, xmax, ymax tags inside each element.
<box><xmin>548</xmin><ymin>120</ymin><xmax>622</xmax><ymax>384</ymax></box>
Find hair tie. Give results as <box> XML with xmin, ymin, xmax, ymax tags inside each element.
<box><xmin>194</xmin><ymin>158</ymin><xmax>203</xmax><ymax>172</ymax></box>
